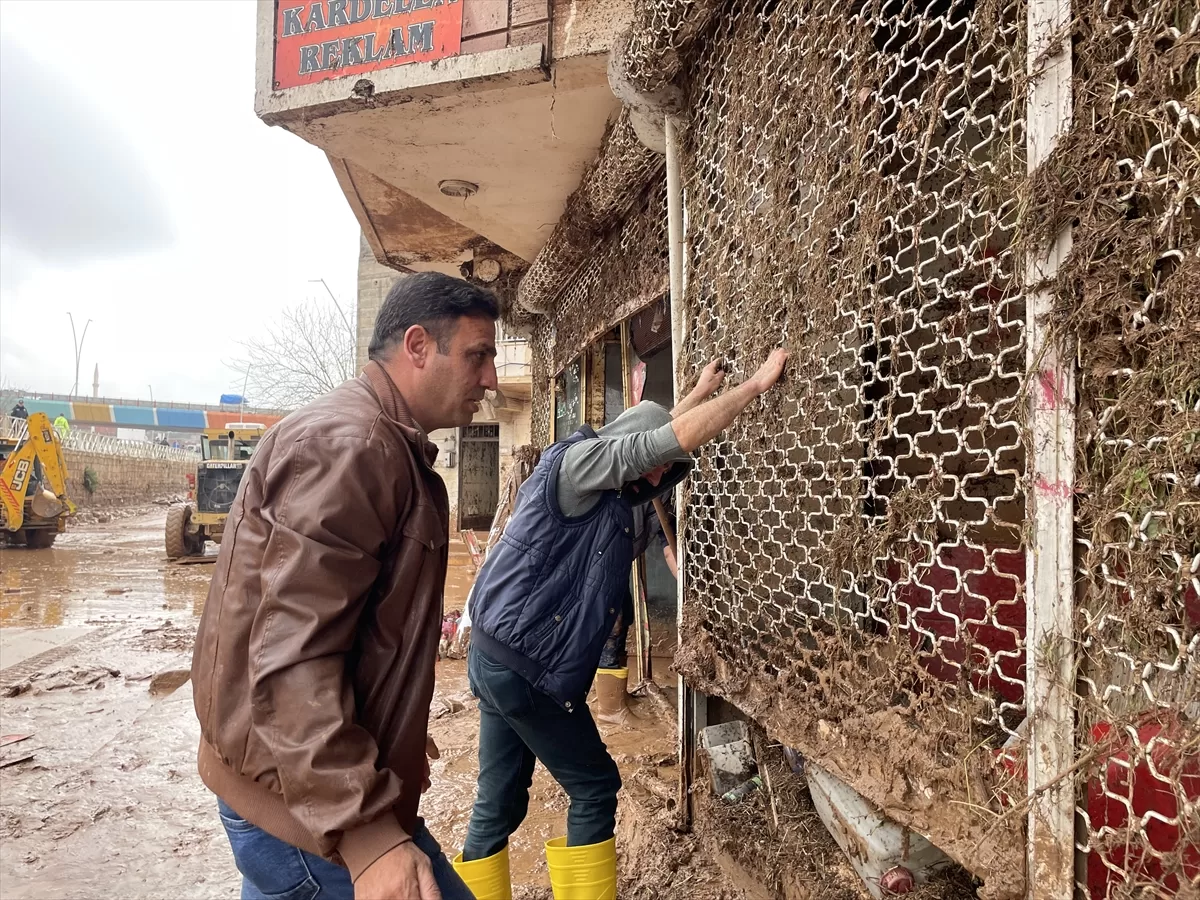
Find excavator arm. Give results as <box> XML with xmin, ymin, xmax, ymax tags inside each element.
<box><xmin>0</xmin><ymin>441</ymin><xmax>35</xmax><ymax>531</ymax></box>
<box><xmin>1</xmin><ymin>413</ymin><xmax>75</xmax><ymax>532</ymax></box>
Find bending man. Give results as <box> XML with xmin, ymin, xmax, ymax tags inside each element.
<box><xmin>453</xmin><ymin>349</ymin><xmax>788</xmax><ymax>898</ymax></box>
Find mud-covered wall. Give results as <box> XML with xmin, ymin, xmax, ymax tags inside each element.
<box><xmin>64</xmin><ymin>450</ymin><xmax>196</xmax><ymax>509</ymax></box>
<box><xmin>523</xmin><ymin>0</ymin><xmax>1196</xmax><ymax>894</ymax></box>
<box><xmin>592</xmin><ymin>0</ymin><xmax>1197</xmax><ymax>896</ymax></box>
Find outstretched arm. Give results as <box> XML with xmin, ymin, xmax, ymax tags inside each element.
<box><xmin>671</xmin><ymin>358</ymin><xmax>726</xmax><ymax>418</ymax></box>
<box><xmin>670</xmin><ymin>349</ymin><xmax>788</xmax><ymax>453</ymax></box>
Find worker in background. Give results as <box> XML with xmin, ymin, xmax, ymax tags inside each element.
<box><xmin>593</xmin><ymin>492</ymin><xmax>675</xmax><ymax>726</ymax></box>
<box><xmin>454</xmin><ymin>348</ymin><xmax>789</xmax><ymax>899</ymax></box>
<box><xmin>10</xmin><ymin>400</ymin><xmax>28</xmax><ymax>419</ymax></box>
<box><xmin>53</xmin><ymin>414</ymin><xmax>70</xmax><ymax>440</ymax></box>
<box><xmin>191</xmin><ymin>273</ymin><xmax>501</xmax><ymax>900</ymax></box>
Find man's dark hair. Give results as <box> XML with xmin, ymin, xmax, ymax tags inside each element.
<box><xmin>368</xmin><ymin>272</ymin><xmax>499</xmax><ymax>361</ymax></box>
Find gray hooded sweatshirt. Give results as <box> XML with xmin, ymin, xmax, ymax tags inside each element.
<box><xmin>555</xmin><ymin>401</ymin><xmax>694</xmax><ymax>517</ymax></box>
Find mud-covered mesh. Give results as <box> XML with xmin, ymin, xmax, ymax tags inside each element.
<box><xmin>530</xmin><ymin>322</ymin><xmax>553</xmax><ymax>449</ymax></box>
<box><xmin>525</xmin><ymin>183</ymin><xmax>668</xmax><ymax>451</ymax></box>
<box><xmin>617</xmin><ymin>0</ymin><xmax>721</xmax><ymax>97</ymax></box>
<box><xmin>1033</xmin><ymin>3</ymin><xmax>1198</xmax><ymax>896</ymax></box>
<box><xmin>516</xmin><ymin>113</ymin><xmax>664</xmax><ymax>316</ymax></box>
<box><xmin>546</xmin><ymin>182</ymin><xmax>669</xmax><ymax>376</ymax></box>
<box><xmin>672</xmin><ymin>0</ymin><xmax>1030</xmax><ymax>890</ymax></box>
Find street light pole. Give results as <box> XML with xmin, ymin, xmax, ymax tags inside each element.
<box><xmin>148</xmin><ymin>385</ymin><xmax>154</xmax><ymax>405</ymax></box>
<box><xmin>68</xmin><ymin>313</ymin><xmax>93</xmax><ymax>397</ymax></box>
<box><xmin>309</xmin><ymin>278</ymin><xmax>355</xmax><ymax>338</ymax></box>
<box><xmin>240</xmin><ymin>364</ymin><xmax>251</xmax><ymax>424</ymax></box>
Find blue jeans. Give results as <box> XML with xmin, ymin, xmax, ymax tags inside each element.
<box><xmin>218</xmin><ymin>799</ymin><xmax>472</xmax><ymax>900</ymax></box>
<box><xmin>461</xmin><ymin>646</ymin><xmax>621</xmax><ymax>861</ymax></box>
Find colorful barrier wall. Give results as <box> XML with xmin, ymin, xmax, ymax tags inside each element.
<box><xmin>21</xmin><ymin>400</ymin><xmax>284</xmax><ymax>431</ymax></box>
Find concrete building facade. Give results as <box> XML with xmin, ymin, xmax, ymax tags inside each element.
<box><xmin>256</xmin><ymin>1</ymin><xmax>1200</xmax><ymax>895</ymax></box>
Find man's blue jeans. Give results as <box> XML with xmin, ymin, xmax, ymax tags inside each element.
<box><xmin>218</xmin><ymin>799</ymin><xmax>472</xmax><ymax>900</ymax></box>
<box><xmin>461</xmin><ymin>645</ymin><xmax>622</xmax><ymax>861</ymax></box>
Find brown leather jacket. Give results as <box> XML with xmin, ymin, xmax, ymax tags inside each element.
<box><xmin>191</xmin><ymin>362</ymin><xmax>449</xmax><ymax>880</ymax></box>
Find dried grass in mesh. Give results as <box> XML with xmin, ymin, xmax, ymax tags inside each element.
<box><xmin>670</xmin><ymin>0</ymin><xmax>1030</xmax><ymax>893</ymax></box>
<box><xmin>1012</xmin><ymin>1</ymin><xmax>1199</xmax><ymax>894</ymax></box>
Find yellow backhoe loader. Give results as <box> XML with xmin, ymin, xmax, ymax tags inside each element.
<box><xmin>0</xmin><ymin>412</ymin><xmax>76</xmax><ymax>548</ymax></box>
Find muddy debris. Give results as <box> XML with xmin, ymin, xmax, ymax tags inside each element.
<box><xmin>3</xmin><ymin>665</ymin><xmax>121</xmax><ymax>697</ymax></box>
<box><xmin>429</xmin><ymin>692</ymin><xmax>472</xmax><ymax>720</ymax></box>
<box><xmin>131</xmin><ymin>620</ymin><xmax>196</xmax><ymax>653</ymax></box>
<box><xmin>148</xmin><ymin>669</ymin><xmax>191</xmax><ymax>697</ymax></box>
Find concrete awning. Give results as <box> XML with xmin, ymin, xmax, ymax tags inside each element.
<box><xmin>255</xmin><ymin>0</ymin><xmax>628</xmax><ymax>278</ymax></box>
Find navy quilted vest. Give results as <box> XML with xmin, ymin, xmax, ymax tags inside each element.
<box><xmin>470</xmin><ymin>427</ymin><xmax>635</xmax><ymax>709</ymax></box>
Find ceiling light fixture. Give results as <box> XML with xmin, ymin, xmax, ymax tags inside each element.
<box><xmin>439</xmin><ymin>179</ymin><xmax>479</xmax><ymax>198</ymax></box>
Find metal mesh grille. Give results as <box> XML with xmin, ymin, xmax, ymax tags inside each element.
<box><xmin>1053</xmin><ymin>2</ymin><xmax>1199</xmax><ymax>896</ymax></box>
<box><xmin>517</xmin><ymin>113</ymin><xmax>664</xmax><ymax>315</ymax></box>
<box><xmin>530</xmin><ymin>322</ymin><xmax>553</xmax><ymax>449</ymax></box>
<box><xmin>547</xmin><ymin>181</ymin><xmax>669</xmax><ymax>377</ymax></box>
<box><xmin>673</xmin><ymin>0</ymin><xmax>1030</xmax><ymax>887</ymax></box>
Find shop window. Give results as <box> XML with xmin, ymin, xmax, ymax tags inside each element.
<box><xmin>553</xmin><ymin>358</ymin><xmax>583</xmax><ymax>441</ymax></box>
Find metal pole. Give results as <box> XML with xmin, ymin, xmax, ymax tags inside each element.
<box><xmin>240</xmin><ymin>365</ymin><xmax>251</xmax><ymax>424</ymax></box>
<box><xmin>1025</xmin><ymin>1</ymin><xmax>1076</xmax><ymax>896</ymax></box>
<box><xmin>68</xmin><ymin>313</ymin><xmax>92</xmax><ymax>396</ymax></box>
<box><xmin>310</xmin><ymin>278</ymin><xmax>355</xmax><ymax>338</ymax></box>
<box><xmin>666</xmin><ymin>119</ymin><xmax>685</xmax><ymax>365</ymax></box>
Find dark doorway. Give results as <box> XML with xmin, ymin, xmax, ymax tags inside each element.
<box><xmin>458</xmin><ymin>423</ymin><xmax>499</xmax><ymax>531</ymax></box>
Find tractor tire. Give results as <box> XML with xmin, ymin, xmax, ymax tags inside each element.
<box><xmin>25</xmin><ymin>529</ymin><xmax>57</xmax><ymax>549</ymax></box>
<box><xmin>165</xmin><ymin>505</ymin><xmax>201</xmax><ymax>559</ymax></box>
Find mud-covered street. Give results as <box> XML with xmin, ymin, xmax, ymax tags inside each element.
<box><xmin>0</xmin><ymin>512</ymin><xmax>701</xmax><ymax>899</ymax></box>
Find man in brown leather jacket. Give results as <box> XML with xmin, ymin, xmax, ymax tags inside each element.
<box><xmin>191</xmin><ymin>272</ymin><xmax>500</xmax><ymax>900</ymax></box>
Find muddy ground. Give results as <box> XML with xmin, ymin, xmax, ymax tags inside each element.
<box><xmin>0</xmin><ymin>511</ymin><xmax>941</xmax><ymax>900</ymax></box>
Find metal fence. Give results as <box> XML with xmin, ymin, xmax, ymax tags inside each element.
<box><xmin>517</xmin><ymin>0</ymin><xmax>1198</xmax><ymax>896</ymax></box>
<box><xmin>672</xmin><ymin>0</ymin><xmax>1032</xmax><ymax>888</ymax></box>
<box><xmin>656</xmin><ymin>0</ymin><xmax>1198</xmax><ymax>896</ymax></box>
<box><xmin>1</xmin><ymin>416</ymin><xmax>198</xmax><ymax>463</ymax></box>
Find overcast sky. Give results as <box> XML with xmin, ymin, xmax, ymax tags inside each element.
<box><xmin>0</xmin><ymin>1</ymin><xmax>361</xmax><ymax>404</ymax></box>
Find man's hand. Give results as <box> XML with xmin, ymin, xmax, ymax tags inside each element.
<box><xmin>422</xmin><ymin>735</ymin><xmax>440</xmax><ymax>794</ymax></box>
<box><xmin>354</xmin><ymin>840</ymin><xmax>441</xmax><ymax>900</ymax></box>
<box><xmin>670</xmin><ymin>347</ymin><xmax>790</xmax><ymax>453</ymax></box>
<box><xmin>749</xmin><ymin>349</ymin><xmax>788</xmax><ymax>394</ymax></box>
<box><xmin>692</xmin><ymin>358</ymin><xmax>726</xmax><ymax>399</ymax></box>
<box><xmin>672</xmin><ymin>358</ymin><xmax>726</xmax><ymax>417</ymax></box>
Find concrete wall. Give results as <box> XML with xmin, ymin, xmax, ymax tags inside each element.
<box><xmin>64</xmin><ymin>449</ymin><xmax>196</xmax><ymax>509</ymax></box>
<box><xmin>356</xmin><ymin>232</ymin><xmax>404</xmax><ymax>373</ymax></box>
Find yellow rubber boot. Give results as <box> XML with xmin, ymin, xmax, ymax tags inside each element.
<box><xmin>593</xmin><ymin>667</ymin><xmax>633</xmax><ymax>727</ymax></box>
<box><xmin>451</xmin><ymin>845</ymin><xmax>512</xmax><ymax>900</ymax></box>
<box><xmin>545</xmin><ymin>836</ymin><xmax>616</xmax><ymax>900</ymax></box>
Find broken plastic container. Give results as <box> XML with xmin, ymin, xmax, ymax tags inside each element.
<box><xmin>807</xmin><ymin>762</ymin><xmax>952</xmax><ymax>898</ymax></box>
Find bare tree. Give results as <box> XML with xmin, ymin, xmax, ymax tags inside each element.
<box><xmin>226</xmin><ymin>297</ymin><xmax>355</xmax><ymax>410</ymax></box>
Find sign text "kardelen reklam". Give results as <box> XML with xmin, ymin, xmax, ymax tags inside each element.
<box><xmin>283</xmin><ymin>0</ymin><xmax>459</xmax><ymax>76</ymax></box>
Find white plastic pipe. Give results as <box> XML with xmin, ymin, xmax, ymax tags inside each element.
<box><xmin>664</xmin><ymin>114</ymin><xmax>705</xmax><ymax>828</ymax></box>
<box><xmin>666</xmin><ymin>116</ymin><xmax>686</xmax><ymax>380</ymax></box>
